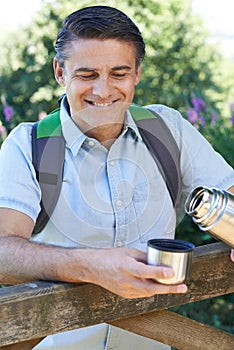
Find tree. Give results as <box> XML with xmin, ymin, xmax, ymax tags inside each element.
<box><xmin>0</xmin><ymin>0</ymin><xmax>227</xmax><ymax>124</ymax></box>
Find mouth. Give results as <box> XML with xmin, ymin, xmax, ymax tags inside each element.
<box><xmin>85</xmin><ymin>100</ymin><xmax>118</xmax><ymax>107</ymax></box>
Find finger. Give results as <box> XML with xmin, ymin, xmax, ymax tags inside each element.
<box><xmin>231</xmin><ymin>249</ymin><xmax>234</xmax><ymax>262</ymax></box>
<box><xmin>119</xmin><ymin>278</ymin><xmax>188</xmax><ymax>299</ymax></box>
<box><xmin>127</xmin><ymin>249</ymin><xmax>147</xmax><ymax>263</ymax></box>
<box><xmin>149</xmin><ymin>281</ymin><xmax>188</xmax><ymax>295</ymax></box>
<box><xmin>126</xmin><ymin>259</ymin><xmax>175</xmax><ymax>280</ymax></box>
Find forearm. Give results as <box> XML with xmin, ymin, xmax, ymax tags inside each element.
<box><xmin>0</xmin><ymin>235</ymin><xmax>189</xmax><ymax>298</ymax></box>
<box><xmin>0</xmin><ymin>235</ymin><xmax>92</xmax><ymax>285</ymax></box>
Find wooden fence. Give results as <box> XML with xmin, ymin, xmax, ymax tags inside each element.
<box><xmin>0</xmin><ymin>242</ymin><xmax>234</xmax><ymax>350</ymax></box>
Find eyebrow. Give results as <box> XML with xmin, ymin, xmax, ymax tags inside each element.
<box><xmin>112</xmin><ymin>66</ymin><xmax>132</xmax><ymax>71</ymax></box>
<box><xmin>74</xmin><ymin>65</ymin><xmax>132</xmax><ymax>73</ymax></box>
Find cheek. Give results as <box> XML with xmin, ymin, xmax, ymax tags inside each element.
<box><xmin>117</xmin><ymin>79</ymin><xmax>135</xmax><ymax>91</ymax></box>
<box><xmin>123</xmin><ymin>81</ymin><xmax>136</xmax><ymax>97</ymax></box>
<box><xmin>66</xmin><ymin>81</ymin><xmax>87</xmax><ymax>97</ymax></box>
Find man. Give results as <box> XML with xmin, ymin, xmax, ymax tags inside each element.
<box><xmin>0</xmin><ymin>5</ymin><xmax>233</xmax><ymax>350</ymax></box>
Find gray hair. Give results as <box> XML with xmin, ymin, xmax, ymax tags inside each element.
<box><xmin>55</xmin><ymin>5</ymin><xmax>145</xmax><ymax>69</ymax></box>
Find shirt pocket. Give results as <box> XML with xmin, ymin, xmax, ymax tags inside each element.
<box><xmin>132</xmin><ymin>177</ymin><xmax>168</xmax><ymax>243</ymax></box>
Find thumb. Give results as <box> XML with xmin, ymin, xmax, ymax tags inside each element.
<box><xmin>231</xmin><ymin>249</ymin><xmax>234</xmax><ymax>262</ymax></box>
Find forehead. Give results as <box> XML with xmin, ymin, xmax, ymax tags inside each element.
<box><xmin>64</xmin><ymin>38</ymin><xmax>137</xmax><ymax>69</ymax></box>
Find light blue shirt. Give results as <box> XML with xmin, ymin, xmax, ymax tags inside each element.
<box><xmin>33</xmin><ymin>100</ymin><xmax>177</xmax><ymax>249</ymax></box>
<box><xmin>0</xmin><ymin>98</ymin><xmax>233</xmax><ymax>349</ymax></box>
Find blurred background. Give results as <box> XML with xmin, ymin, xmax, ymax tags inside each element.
<box><xmin>0</xmin><ymin>0</ymin><xmax>233</xmax><ymax>343</ymax></box>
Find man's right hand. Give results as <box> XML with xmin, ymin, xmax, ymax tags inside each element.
<box><xmin>67</xmin><ymin>247</ymin><xmax>188</xmax><ymax>299</ymax></box>
<box><xmin>0</xmin><ymin>208</ymin><xmax>187</xmax><ymax>298</ymax></box>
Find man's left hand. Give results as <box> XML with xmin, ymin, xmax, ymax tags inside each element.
<box><xmin>231</xmin><ymin>249</ymin><xmax>234</xmax><ymax>262</ymax></box>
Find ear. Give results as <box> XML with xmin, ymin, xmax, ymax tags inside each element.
<box><xmin>53</xmin><ymin>57</ymin><xmax>65</xmax><ymax>87</ymax></box>
<box><xmin>135</xmin><ymin>64</ymin><xmax>142</xmax><ymax>85</ymax></box>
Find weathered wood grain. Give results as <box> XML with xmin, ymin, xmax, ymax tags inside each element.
<box><xmin>110</xmin><ymin>310</ymin><xmax>234</xmax><ymax>350</ymax></box>
<box><xmin>0</xmin><ymin>242</ymin><xmax>233</xmax><ymax>347</ymax></box>
<box><xmin>0</xmin><ymin>338</ymin><xmax>44</xmax><ymax>350</ymax></box>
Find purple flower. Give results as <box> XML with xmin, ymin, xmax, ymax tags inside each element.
<box><xmin>211</xmin><ymin>112</ymin><xmax>218</xmax><ymax>124</ymax></box>
<box><xmin>198</xmin><ymin>115</ymin><xmax>205</xmax><ymax>127</ymax></box>
<box><xmin>229</xmin><ymin>116</ymin><xmax>234</xmax><ymax>125</ymax></box>
<box><xmin>187</xmin><ymin>108</ymin><xmax>199</xmax><ymax>123</ymax></box>
<box><xmin>191</xmin><ymin>97</ymin><xmax>206</xmax><ymax>112</ymax></box>
<box><xmin>229</xmin><ymin>103</ymin><xmax>234</xmax><ymax>111</ymax></box>
<box><xmin>0</xmin><ymin>125</ymin><xmax>6</xmax><ymax>135</ymax></box>
<box><xmin>3</xmin><ymin>105</ymin><xmax>14</xmax><ymax>122</ymax></box>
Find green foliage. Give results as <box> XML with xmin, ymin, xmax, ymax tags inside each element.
<box><xmin>133</xmin><ymin>1</ymin><xmax>223</xmax><ymax>110</ymax></box>
<box><xmin>0</xmin><ymin>0</ymin><xmax>228</xmax><ymax>124</ymax></box>
<box><xmin>0</xmin><ymin>4</ymin><xmax>62</xmax><ymax>127</ymax></box>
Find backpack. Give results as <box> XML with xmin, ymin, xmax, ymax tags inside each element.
<box><xmin>32</xmin><ymin>104</ymin><xmax>181</xmax><ymax>234</ymax></box>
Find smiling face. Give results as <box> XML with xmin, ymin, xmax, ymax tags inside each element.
<box><xmin>54</xmin><ymin>38</ymin><xmax>141</xmax><ymax>138</ymax></box>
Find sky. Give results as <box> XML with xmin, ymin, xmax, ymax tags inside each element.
<box><xmin>0</xmin><ymin>0</ymin><xmax>41</xmax><ymax>31</ymax></box>
<box><xmin>0</xmin><ymin>0</ymin><xmax>234</xmax><ymax>57</ymax></box>
<box><xmin>192</xmin><ymin>0</ymin><xmax>234</xmax><ymax>58</ymax></box>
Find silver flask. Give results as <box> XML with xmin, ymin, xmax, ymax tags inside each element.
<box><xmin>185</xmin><ymin>186</ymin><xmax>234</xmax><ymax>247</ymax></box>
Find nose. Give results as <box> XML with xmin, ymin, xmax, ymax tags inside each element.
<box><xmin>92</xmin><ymin>76</ymin><xmax>112</xmax><ymax>99</ymax></box>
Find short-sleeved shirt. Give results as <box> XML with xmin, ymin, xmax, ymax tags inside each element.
<box><xmin>0</xmin><ymin>99</ymin><xmax>233</xmax><ymax>350</ymax></box>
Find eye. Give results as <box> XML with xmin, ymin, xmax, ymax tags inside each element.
<box><xmin>111</xmin><ymin>72</ymin><xmax>128</xmax><ymax>78</ymax></box>
<box><xmin>77</xmin><ymin>74</ymin><xmax>97</xmax><ymax>80</ymax></box>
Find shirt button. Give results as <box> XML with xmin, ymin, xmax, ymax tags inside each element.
<box><xmin>88</xmin><ymin>140</ymin><xmax>95</xmax><ymax>147</ymax></box>
<box><xmin>117</xmin><ymin>241</ymin><xmax>123</xmax><ymax>247</ymax></box>
<box><xmin>109</xmin><ymin>160</ymin><xmax>115</xmax><ymax>166</ymax></box>
<box><xmin>116</xmin><ymin>200</ymin><xmax>122</xmax><ymax>207</ymax></box>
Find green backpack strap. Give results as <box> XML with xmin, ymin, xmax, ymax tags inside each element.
<box><xmin>32</xmin><ymin>105</ymin><xmax>181</xmax><ymax>234</ymax></box>
<box><xmin>130</xmin><ymin>105</ymin><xmax>181</xmax><ymax>207</ymax></box>
<box><xmin>31</xmin><ymin>109</ymin><xmax>65</xmax><ymax>234</ymax></box>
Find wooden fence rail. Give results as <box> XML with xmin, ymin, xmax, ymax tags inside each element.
<box><xmin>0</xmin><ymin>242</ymin><xmax>234</xmax><ymax>350</ymax></box>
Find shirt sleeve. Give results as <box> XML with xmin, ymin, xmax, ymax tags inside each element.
<box><xmin>179</xmin><ymin>116</ymin><xmax>234</xmax><ymax>193</ymax></box>
<box><xmin>0</xmin><ymin>123</ymin><xmax>41</xmax><ymax>222</ymax></box>
<box><xmin>147</xmin><ymin>104</ymin><xmax>234</xmax><ymax>195</ymax></box>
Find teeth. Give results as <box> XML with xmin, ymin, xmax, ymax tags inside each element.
<box><xmin>92</xmin><ymin>102</ymin><xmax>112</xmax><ymax>107</ymax></box>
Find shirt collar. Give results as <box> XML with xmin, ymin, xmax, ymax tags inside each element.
<box><xmin>60</xmin><ymin>97</ymin><xmax>86</xmax><ymax>156</ymax></box>
<box><xmin>60</xmin><ymin>96</ymin><xmax>142</xmax><ymax>156</ymax></box>
<box><xmin>124</xmin><ymin>109</ymin><xmax>142</xmax><ymax>140</ymax></box>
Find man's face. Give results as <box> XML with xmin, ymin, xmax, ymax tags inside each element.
<box><xmin>54</xmin><ymin>38</ymin><xmax>141</xmax><ymax>132</ymax></box>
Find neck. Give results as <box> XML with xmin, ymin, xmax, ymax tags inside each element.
<box><xmin>86</xmin><ymin>123</ymin><xmax>123</xmax><ymax>148</ymax></box>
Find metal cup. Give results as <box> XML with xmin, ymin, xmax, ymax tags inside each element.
<box><xmin>147</xmin><ymin>239</ymin><xmax>195</xmax><ymax>285</ymax></box>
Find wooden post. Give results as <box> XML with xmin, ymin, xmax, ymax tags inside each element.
<box><xmin>0</xmin><ymin>242</ymin><xmax>233</xmax><ymax>348</ymax></box>
<box><xmin>110</xmin><ymin>310</ymin><xmax>234</xmax><ymax>350</ymax></box>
